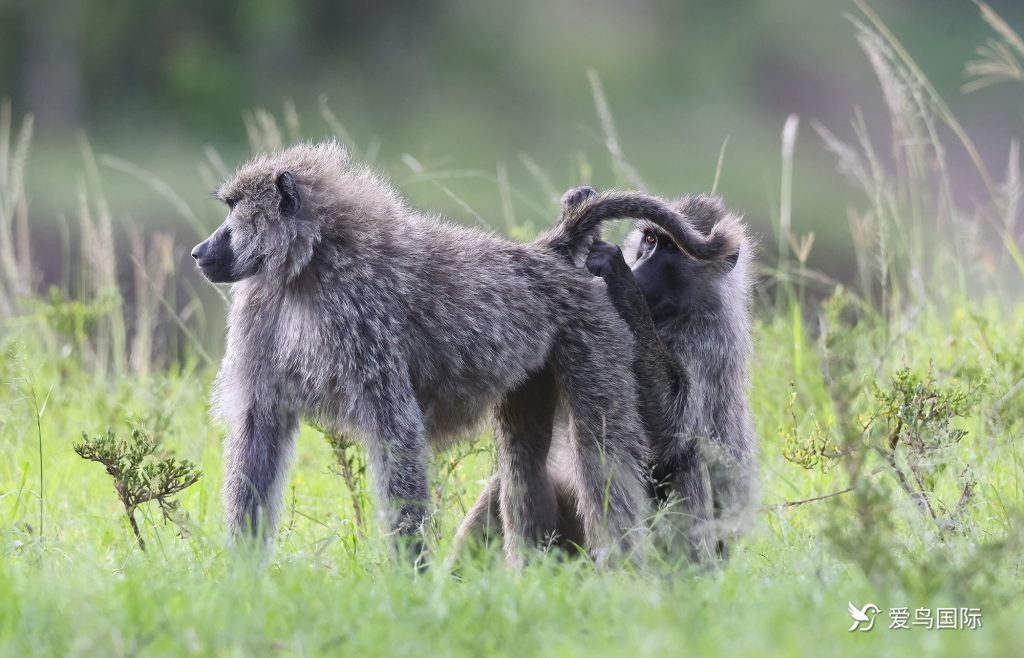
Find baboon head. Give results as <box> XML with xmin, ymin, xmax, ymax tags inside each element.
<box><xmin>191</xmin><ymin>168</ymin><xmax>307</xmax><ymax>283</ymax></box>
<box><xmin>193</xmin><ymin>141</ymin><xmax>393</xmax><ymax>284</ymax></box>
<box><xmin>623</xmin><ymin>194</ymin><xmax>744</xmax><ymax>321</ymax></box>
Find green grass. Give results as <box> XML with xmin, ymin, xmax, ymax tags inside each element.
<box><xmin>1</xmin><ymin>295</ymin><xmax>1022</xmax><ymax>657</ymax></box>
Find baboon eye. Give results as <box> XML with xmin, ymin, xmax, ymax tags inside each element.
<box><xmin>226</xmin><ymin>198</ymin><xmax>238</xmax><ymax>210</ymax></box>
<box><xmin>644</xmin><ymin>232</ymin><xmax>657</xmax><ymax>245</ymax></box>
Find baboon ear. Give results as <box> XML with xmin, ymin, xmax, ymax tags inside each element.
<box><xmin>722</xmin><ymin>248</ymin><xmax>740</xmax><ymax>272</ymax></box>
<box><xmin>276</xmin><ymin>171</ymin><xmax>301</xmax><ymax>216</ymax></box>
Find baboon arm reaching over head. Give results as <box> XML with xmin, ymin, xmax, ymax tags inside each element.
<box><xmin>583</xmin><ymin>240</ymin><xmax>684</xmax><ymax>445</ymax></box>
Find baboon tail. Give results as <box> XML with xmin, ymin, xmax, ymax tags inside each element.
<box><xmin>538</xmin><ymin>188</ymin><xmax>742</xmax><ymax>264</ymax></box>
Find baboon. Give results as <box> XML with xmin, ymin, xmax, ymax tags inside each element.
<box><xmin>453</xmin><ymin>187</ymin><xmax>756</xmax><ymax>562</ymax></box>
<box><xmin>191</xmin><ymin>142</ymin><xmax>736</xmax><ymax>566</ymax></box>
<box><xmin>585</xmin><ymin>188</ymin><xmax>758</xmax><ymax>557</ymax></box>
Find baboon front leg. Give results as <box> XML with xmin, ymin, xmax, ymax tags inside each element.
<box><xmin>360</xmin><ymin>370</ymin><xmax>430</xmax><ymax>566</ymax></box>
<box><xmin>708</xmin><ymin>449</ymin><xmax>756</xmax><ymax>559</ymax></box>
<box><xmin>494</xmin><ymin>366</ymin><xmax>559</xmax><ymax>566</ymax></box>
<box><xmin>586</xmin><ymin>240</ymin><xmax>689</xmax><ymax>453</ymax></box>
<box><xmin>654</xmin><ymin>442</ymin><xmax>716</xmax><ymax>561</ymax></box>
<box><xmin>585</xmin><ymin>240</ymin><xmax>685</xmax><ymax>402</ymax></box>
<box><xmin>223</xmin><ymin>401</ymin><xmax>299</xmax><ymax>541</ymax></box>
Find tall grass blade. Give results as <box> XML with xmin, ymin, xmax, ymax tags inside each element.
<box><xmin>587</xmin><ymin>68</ymin><xmax>646</xmax><ymax>190</ymax></box>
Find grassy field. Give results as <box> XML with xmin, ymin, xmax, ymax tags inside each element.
<box><xmin>2</xmin><ymin>5</ymin><xmax>1024</xmax><ymax>657</ymax></box>
<box><xmin>1</xmin><ymin>296</ymin><xmax>1022</xmax><ymax>657</ymax></box>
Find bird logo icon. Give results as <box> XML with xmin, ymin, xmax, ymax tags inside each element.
<box><xmin>847</xmin><ymin>602</ymin><xmax>880</xmax><ymax>631</ymax></box>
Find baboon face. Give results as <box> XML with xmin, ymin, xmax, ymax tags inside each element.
<box><xmin>192</xmin><ymin>170</ymin><xmax>311</xmax><ymax>283</ymax></box>
<box><xmin>624</xmin><ymin>225</ymin><xmax>738</xmax><ymax>321</ymax></box>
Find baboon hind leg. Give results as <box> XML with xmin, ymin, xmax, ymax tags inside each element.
<box><xmin>494</xmin><ymin>365</ymin><xmax>560</xmax><ymax>567</ymax></box>
<box><xmin>448</xmin><ymin>476</ymin><xmax>502</xmax><ymax>566</ymax></box>
<box><xmin>449</xmin><ymin>468</ymin><xmax>587</xmax><ymax>569</ymax></box>
<box><xmin>553</xmin><ymin>332</ymin><xmax>647</xmax><ymax>563</ymax></box>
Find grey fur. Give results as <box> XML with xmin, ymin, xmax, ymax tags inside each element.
<box><xmin>452</xmin><ymin>188</ymin><xmax>757</xmax><ymax>563</ymax></box>
<box><xmin>623</xmin><ymin>193</ymin><xmax>759</xmax><ymax>554</ymax></box>
<box><xmin>196</xmin><ymin>142</ymin><xmax>650</xmax><ymax>566</ymax></box>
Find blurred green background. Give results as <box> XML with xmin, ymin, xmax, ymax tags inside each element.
<box><xmin>2</xmin><ymin>0</ymin><xmax>1022</xmax><ymax>282</ymax></box>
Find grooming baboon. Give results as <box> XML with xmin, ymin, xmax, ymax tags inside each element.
<box><xmin>591</xmin><ymin>189</ymin><xmax>758</xmax><ymax>557</ymax></box>
<box><xmin>453</xmin><ymin>187</ymin><xmax>756</xmax><ymax>562</ymax></box>
<box><xmin>192</xmin><ymin>142</ymin><xmax>737</xmax><ymax>566</ymax></box>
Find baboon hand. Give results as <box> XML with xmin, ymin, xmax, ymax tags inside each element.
<box><xmin>585</xmin><ymin>240</ymin><xmax>629</xmax><ymax>279</ymax></box>
<box><xmin>560</xmin><ymin>185</ymin><xmax>598</xmax><ymax>212</ymax></box>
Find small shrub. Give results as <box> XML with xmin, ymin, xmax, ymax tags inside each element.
<box><xmin>74</xmin><ymin>427</ymin><xmax>201</xmax><ymax>550</ymax></box>
<box><xmin>781</xmin><ymin>382</ymin><xmax>841</xmax><ymax>473</ymax></box>
<box><xmin>322</xmin><ymin>430</ymin><xmax>370</xmax><ymax>536</ymax></box>
<box><xmin>868</xmin><ymin>366</ymin><xmax>981</xmax><ymax>530</ymax></box>
<box><xmin>783</xmin><ymin>294</ymin><xmax>997</xmax><ymax>596</ymax></box>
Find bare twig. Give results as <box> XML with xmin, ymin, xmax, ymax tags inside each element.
<box><xmin>768</xmin><ymin>487</ymin><xmax>855</xmax><ymax>510</ymax></box>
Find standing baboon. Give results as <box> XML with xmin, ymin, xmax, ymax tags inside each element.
<box><xmin>453</xmin><ymin>187</ymin><xmax>756</xmax><ymax>562</ymax></box>
<box><xmin>192</xmin><ymin>143</ymin><xmax>734</xmax><ymax>566</ymax></box>
<box><xmin>578</xmin><ymin>188</ymin><xmax>758</xmax><ymax>557</ymax></box>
